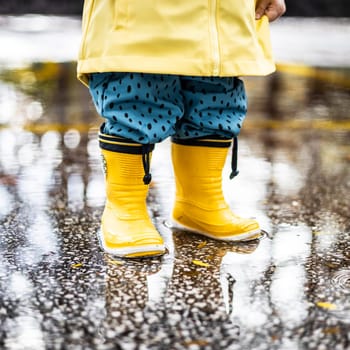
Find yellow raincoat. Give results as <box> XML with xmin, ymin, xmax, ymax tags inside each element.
<box><xmin>77</xmin><ymin>0</ymin><xmax>275</xmax><ymax>85</ymax></box>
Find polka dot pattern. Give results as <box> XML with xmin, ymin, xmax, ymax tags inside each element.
<box><xmin>89</xmin><ymin>73</ymin><xmax>247</xmax><ymax>144</ymax></box>
<box><xmin>176</xmin><ymin>76</ymin><xmax>247</xmax><ymax>139</ymax></box>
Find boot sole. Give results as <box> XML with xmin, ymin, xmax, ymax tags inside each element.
<box><xmin>97</xmin><ymin>230</ymin><xmax>166</xmax><ymax>258</ymax></box>
<box><xmin>171</xmin><ymin>219</ymin><xmax>261</xmax><ymax>242</ymax></box>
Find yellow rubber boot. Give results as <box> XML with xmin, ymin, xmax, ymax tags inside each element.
<box><xmin>171</xmin><ymin>138</ymin><xmax>260</xmax><ymax>241</ymax></box>
<box><xmin>99</xmin><ymin>132</ymin><xmax>165</xmax><ymax>258</ymax></box>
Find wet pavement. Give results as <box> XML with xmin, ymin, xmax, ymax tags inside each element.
<box><xmin>1</xmin><ymin>15</ymin><xmax>350</xmax><ymax>350</ymax></box>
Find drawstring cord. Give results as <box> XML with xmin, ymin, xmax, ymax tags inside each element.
<box><xmin>229</xmin><ymin>136</ymin><xmax>239</xmax><ymax>179</ymax></box>
<box><xmin>141</xmin><ymin>137</ymin><xmax>237</xmax><ymax>183</ymax></box>
<box><xmin>171</xmin><ymin>135</ymin><xmax>239</xmax><ymax>180</ymax></box>
<box><xmin>141</xmin><ymin>145</ymin><xmax>152</xmax><ymax>185</ymax></box>
<box><xmin>98</xmin><ymin>125</ymin><xmax>153</xmax><ymax>185</ymax></box>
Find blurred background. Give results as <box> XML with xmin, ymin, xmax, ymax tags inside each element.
<box><xmin>0</xmin><ymin>0</ymin><xmax>349</xmax><ymax>16</ymax></box>
<box><xmin>0</xmin><ymin>1</ymin><xmax>349</xmax><ymax>212</ymax></box>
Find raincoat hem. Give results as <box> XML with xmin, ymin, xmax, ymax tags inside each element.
<box><xmin>77</xmin><ymin>57</ymin><xmax>276</xmax><ymax>86</ymax></box>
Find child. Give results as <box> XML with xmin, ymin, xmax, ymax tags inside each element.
<box><xmin>77</xmin><ymin>0</ymin><xmax>286</xmax><ymax>258</ymax></box>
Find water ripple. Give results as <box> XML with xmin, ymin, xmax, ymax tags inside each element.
<box><xmin>331</xmin><ymin>269</ymin><xmax>350</xmax><ymax>294</ymax></box>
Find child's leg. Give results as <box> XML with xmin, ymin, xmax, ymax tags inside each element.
<box><xmin>89</xmin><ymin>72</ymin><xmax>184</xmax><ymax>144</ymax></box>
<box><xmin>89</xmin><ymin>72</ymin><xmax>184</xmax><ymax>257</ymax></box>
<box><xmin>175</xmin><ymin>76</ymin><xmax>246</xmax><ymax>140</ymax></box>
<box><xmin>171</xmin><ymin>76</ymin><xmax>260</xmax><ymax>241</ymax></box>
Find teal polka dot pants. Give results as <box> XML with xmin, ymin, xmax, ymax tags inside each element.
<box><xmin>89</xmin><ymin>72</ymin><xmax>247</xmax><ymax>144</ymax></box>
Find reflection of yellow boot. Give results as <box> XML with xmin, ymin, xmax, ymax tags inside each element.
<box><xmin>99</xmin><ymin>130</ymin><xmax>165</xmax><ymax>258</ymax></box>
<box><xmin>171</xmin><ymin>137</ymin><xmax>260</xmax><ymax>241</ymax></box>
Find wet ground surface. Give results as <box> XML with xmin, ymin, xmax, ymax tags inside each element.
<box><xmin>1</xmin><ymin>15</ymin><xmax>350</xmax><ymax>350</ymax></box>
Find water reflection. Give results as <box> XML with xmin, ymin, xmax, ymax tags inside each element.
<box><xmin>5</xmin><ymin>315</ymin><xmax>45</xmax><ymax>350</ymax></box>
<box><xmin>0</xmin><ymin>58</ymin><xmax>349</xmax><ymax>348</ymax></box>
<box><xmin>103</xmin><ymin>233</ymin><xmax>259</xmax><ymax>348</ymax></box>
<box><xmin>221</xmin><ymin>237</ymin><xmax>272</xmax><ymax>330</ymax></box>
<box><xmin>271</xmin><ymin>226</ymin><xmax>311</xmax><ymax>326</ymax></box>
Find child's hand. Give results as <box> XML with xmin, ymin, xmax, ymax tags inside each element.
<box><xmin>255</xmin><ymin>0</ymin><xmax>286</xmax><ymax>22</ymax></box>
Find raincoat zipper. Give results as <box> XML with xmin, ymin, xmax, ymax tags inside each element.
<box><xmin>209</xmin><ymin>0</ymin><xmax>220</xmax><ymax>75</ymax></box>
